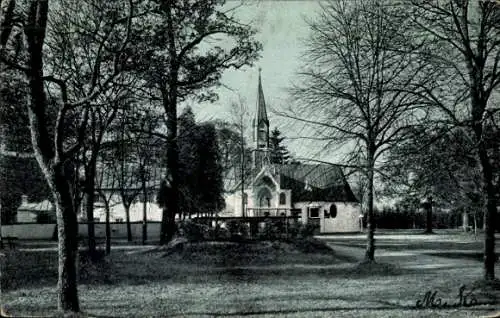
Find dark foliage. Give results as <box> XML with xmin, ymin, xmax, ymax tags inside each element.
<box><xmin>372</xmin><ymin>206</ymin><xmax>468</xmax><ymax>230</ymax></box>
<box><xmin>178</xmin><ymin>220</ymin><xmax>231</xmax><ymax>242</ymax></box>
<box><xmin>225</xmin><ymin>220</ymin><xmax>250</xmax><ymax>241</ymax></box>
<box><xmin>177</xmin><ymin>107</ymin><xmax>225</xmax><ymax>219</ymax></box>
<box><xmin>36</xmin><ymin>211</ymin><xmax>55</xmax><ymax>224</ymax></box>
<box><xmin>256</xmin><ymin>219</ymin><xmax>317</xmax><ymax>241</ymax></box>
<box><xmin>0</xmin><ymin>157</ymin><xmax>51</xmax><ymax>224</ymax></box>
<box><xmin>269</xmin><ymin>127</ymin><xmax>291</xmax><ymax>165</ymax></box>
<box><xmin>258</xmin><ymin>218</ymin><xmax>285</xmax><ymax>241</ymax></box>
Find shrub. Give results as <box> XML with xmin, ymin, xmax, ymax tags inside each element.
<box><xmin>256</xmin><ymin>220</ymin><xmax>317</xmax><ymax>241</ymax></box>
<box><xmin>178</xmin><ymin>220</ymin><xmax>210</xmax><ymax>242</ymax></box>
<box><xmin>298</xmin><ymin>223</ymin><xmax>317</xmax><ymax>237</ymax></box>
<box><xmin>287</xmin><ymin>221</ymin><xmax>301</xmax><ymax>238</ymax></box>
<box><xmin>225</xmin><ymin>220</ymin><xmax>249</xmax><ymax>241</ymax></box>
<box><xmin>258</xmin><ymin>219</ymin><xmax>285</xmax><ymax>241</ymax></box>
<box><xmin>210</xmin><ymin>224</ymin><xmax>231</xmax><ymax>241</ymax></box>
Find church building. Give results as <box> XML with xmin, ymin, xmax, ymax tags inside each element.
<box><xmin>224</xmin><ymin>70</ymin><xmax>362</xmax><ymax>233</ymax></box>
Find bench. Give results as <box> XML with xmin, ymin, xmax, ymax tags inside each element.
<box><xmin>0</xmin><ymin>236</ymin><xmax>18</xmax><ymax>249</ymax></box>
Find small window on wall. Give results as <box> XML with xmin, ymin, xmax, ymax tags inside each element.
<box><xmin>279</xmin><ymin>193</ymin><xmax>286</xmax><ymax>205</ymax></box>
<box><xmin>330</xmin><ymin>204</ymin><xmax>337</xmax><ymax>218</ymax></box>
<box><xmin>309</xmin><ymin>207</ymin><xmax>319</xmax><ymax>218</ymax></box>
<box><xmin>324</xmin><ymin>209</ymin><xmax>330</xmax><ymax>218</ymax></box>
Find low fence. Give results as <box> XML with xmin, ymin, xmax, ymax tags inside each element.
<box><xmin>1</xmin><ymin>221</ymin><xmax>162</xmax><ymax>240</ymax></box>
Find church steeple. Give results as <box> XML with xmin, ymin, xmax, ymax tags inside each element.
<box><xmin>255</xmin><ymin>67</ymin><xmax>269</xmax><ymax>127</ymax></box>
<box><xmin>252</xmin><ymin>68</ymin><xmax>270</xmax><ymax>170</ymax></box>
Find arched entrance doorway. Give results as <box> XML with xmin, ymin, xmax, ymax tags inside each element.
<box><xmin>257</xmin><ymin>187</ymin><xmax>272</xmax><ymax>207</ymax></box>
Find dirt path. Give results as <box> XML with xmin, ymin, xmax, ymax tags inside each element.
<box><xmin>324</xmin><ymin>241</ymin><xmax>481</xmax><ymax>271</ymax></box>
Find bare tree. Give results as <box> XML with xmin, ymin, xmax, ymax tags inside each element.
<box><xmin>0</xmin><ymin>0</ymin><xmax>134</xmax><ymax>312</ymax></box>
<box><xmin>280</xmin><ymin>0</ymin><xmax>431</xmax><ymax>262</ymax></box>
<box><xmin>408</xmin><ymin>0</ymin><xmax>500</xmax><ymax>281</ymax></box>
<box><xmin>230</xmin><ymin>97</ymin><xmax>250</xmax><ymax>217</ymax></box>
<box><xmin>80</xmin><ymin>91</ymin><xmax>134</xmax><ymax>253</ymax></box>
<box><xmin>95</xmin><ymin>161</ymin><xmax>118</xmax><ymax>255</ymax></box>
<box><xmin>124</xmin><ymin>105</ymin><xmax>164</xmax><ymax>243</ymax></box>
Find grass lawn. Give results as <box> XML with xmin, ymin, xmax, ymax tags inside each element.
<box><xmin>1</xmin><ymin>232</ymin><xmax>499</xmax><ymax>317</ymax></box>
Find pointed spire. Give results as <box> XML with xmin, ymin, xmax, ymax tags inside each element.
<box><xmin>256</xmin><ymin>67</ymin><xmax>269</xmax><ymax>125</ymax></box>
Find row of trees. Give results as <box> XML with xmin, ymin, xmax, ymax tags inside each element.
<box><xmin>0</xmin><ymin>0</ymin><xmax>262</xmax><ymax>313</ymax></box>
<box><xmin>283</xmin><ymin>0</ymin><xmax>499</xmax><ymax>282</ymax></box>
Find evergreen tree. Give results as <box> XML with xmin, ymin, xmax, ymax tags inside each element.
<box><xmin>176</xmin><ymin>107</ymin><xmax>225</xmax><ymax>218</ymax></box>
<box><xmin>197</xmin><ymin>123</ymin><xmax>225</xmax><ymax>216</ymax></box>
<box><xmin>269</xmin><ymin>128</ymin><xmax>291</xmax><ymax>164</ymax></box>
<box><xmin>178</xmin><ymin>107</ymin><xmax>200</xmax><ymax>218</ymax></box>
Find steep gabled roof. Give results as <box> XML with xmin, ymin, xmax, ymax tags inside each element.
<box><xmin>277</xmin><ymin>164</ymin><xmax>358</xmax><ymax>203</ymax></box>
<box><xmin>95</xmin><ymin>163</ymin><xmax>166</xmax><ymax>191</ymax></box>
<box><xmin>228</xmin><ymin>163</ymin><xmax>358</xmax><ymax>203</ymax></box>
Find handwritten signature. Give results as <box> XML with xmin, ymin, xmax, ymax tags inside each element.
<box><xmin>416</xmin><ymin>285</ymin><xmax>478</xmax><ymax>308</ymax></box>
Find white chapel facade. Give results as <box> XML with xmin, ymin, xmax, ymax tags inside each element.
<box><xmin>224</xmin><ymin>70</ymin><xmax>361</xmax><ymax>233</ymax></box>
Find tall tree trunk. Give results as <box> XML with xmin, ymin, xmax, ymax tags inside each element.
<box><xmin>84</xmin><ymin>158</ymin><xmax>97</xmax><ymax>254</ymax></box>
<box><xmin>104</xmin><ymin>200</ymin><xmax>111</xmax><ymax>255</ymax></box>
<box><xmin>124</xmin><ymin>204</ymin><xmax>132</xmax><ymax>242</ymax></box>
<box><xmin>240</xmin><ymin>126</ymin><xmax>245</xmax><ymax>217</ymax></box>
<box><xmin>470</xmin><ymin>90</ymin><xmax>497</xmax><ymax>280</ymax></box>
<box><xmin>424</xmin><ymin>197</ymin><xmax>433</xmax><ymax>234</ymax></box>
<box><xmin>160</xmin><ymin>3</ymin><xmax>179</xmax><ymax>245</ymax></box>
<box><xmin>364</xmin><ymin>146</ymin><xmax>376</xmax><ymax>262</ymax></box>
<box><xmin>479</xmin><ymin>145</ymin><xmax>497</xmax><ymax>281</ymax></box>
<box><xmin>160</xmin><ymin>87</ymin><xmax>179</xmax><ymax>244</ymax></box>
<box><xmin>24</xmin><ymin>1</ymin><xmax>79</xmax><ymax>311</ymax></box>
<box><xmin>160</xmin><ymin>207</ymin><xmax>168</xmax><ymax>244</ymax></box>
<box><xmin>473</xmin><ymin>212</ymin><xmax>478</xmax><ymax>238</ymax></box>
<box><xmin>53</xmin><ymin>163</ymin><xmax>80</xmax><ymax>312</ymax></box>
<box><xmin>142</xmin><ymin>180</ymin><xmax>148</xmax><ymax>245</ymax></box>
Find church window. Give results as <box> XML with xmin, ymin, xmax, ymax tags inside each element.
<box><xmin>243</xmin><ymin>193</ymin><xmax>248</xmax><ymax>205</ymax></box>
<box><xmin>309</xmin><ymin>207</ymin><xmax>319</xmax><ymax>218</ymax></box>
<box><xmin>330</xmin><ymin>204</ymin><xmax>337</xmax><ymax>218</ymax></box>
<box><xmin>279</xmin><ymin>193</ymin><xmax>286</xmax><ymax>205</ymax></box>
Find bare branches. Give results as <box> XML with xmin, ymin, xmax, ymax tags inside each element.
<box><xmin>288</xmin><ymin>0</ymin><xmax>430</xmax><ymax>168</ymax></box>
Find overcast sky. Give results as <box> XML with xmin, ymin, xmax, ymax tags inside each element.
<box><xmin>189</xmin><ymin>1</ymin><xmax>327</xmax><ymax>160</ymax></box>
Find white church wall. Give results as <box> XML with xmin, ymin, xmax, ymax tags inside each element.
<box><xmin>321</xmin><ymin>202</ymin><xmax>361</xmax><ymax>233</ymax></box>
<box><xmin>223</xmin><ymin>193</ymin><xmax>236</xmax><ymax>215</ymax></box>
<box><xmin>292</xmin><ymin>201</ymin><xmax>326</xmax><ymax>224</ymax></box>
<box><xmin>223</xmin><ymin>190</ymin><xmax>253</xmax><ymax>217</ymax></box>
<box><xmin>292</xmin><ymin>201</ymin><xmax>361</xmax><ymax>232</ymax></box>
